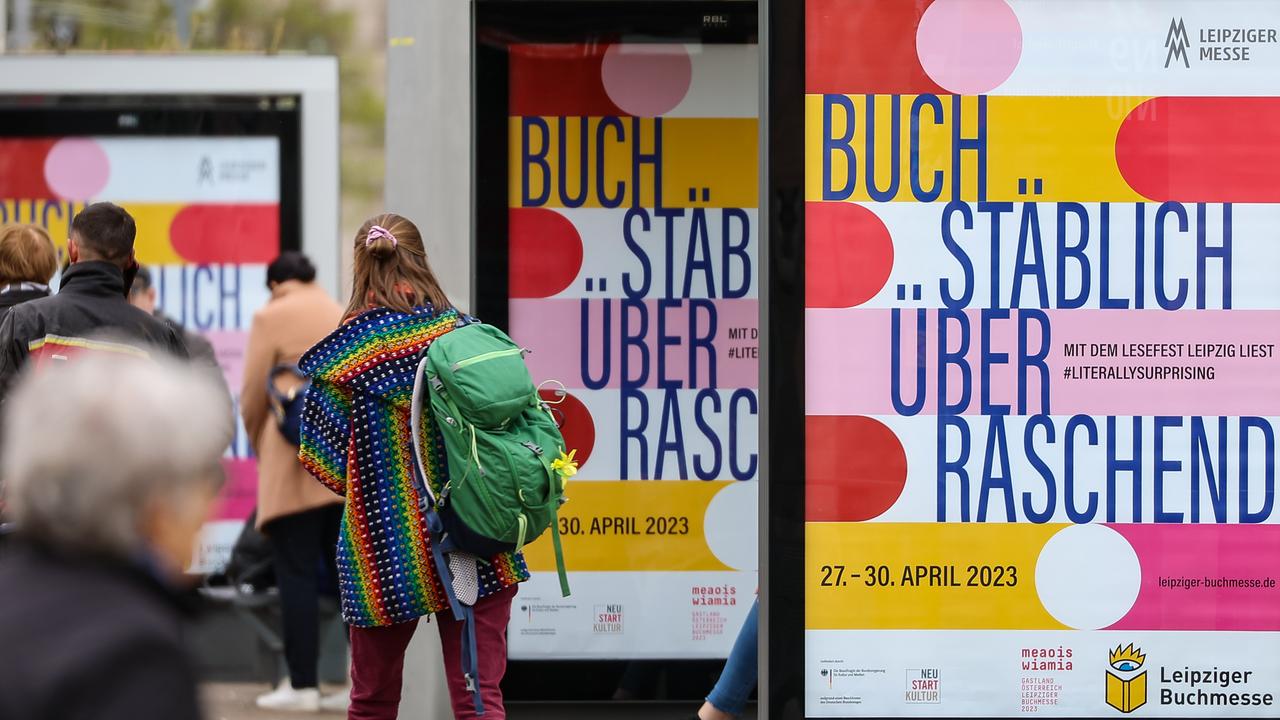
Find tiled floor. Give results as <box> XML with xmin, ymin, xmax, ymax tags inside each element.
<box><xmin>201</xmin><ymin>684</ymin><xmax>347</xmax><ymax>720</ymax></box>
<box><xmin>202</xmin><ymin>684</ymin><xmax>758</xmax><ymax>719</ymax></box>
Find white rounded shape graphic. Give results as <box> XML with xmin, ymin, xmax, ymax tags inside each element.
<box><xmin>1035</xmin><ymin>524</ymin><xmax>1141</xmax><ymax>630</ymax></box>
<box><xmin>703</xmin><ymin>482</ymin><xmax>757</xmax><ymax>571</ymax></box>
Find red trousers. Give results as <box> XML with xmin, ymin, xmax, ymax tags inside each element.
<box><xmin>348</xmin><ymin>584</ymin><xmax>516</xmax><ymax>719</ymax></box>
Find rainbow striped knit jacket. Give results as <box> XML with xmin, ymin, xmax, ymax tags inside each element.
<box><xmin>298</xmin><ymin>305</ymin><xmax>528</xmax><ymax>628</ymax></box>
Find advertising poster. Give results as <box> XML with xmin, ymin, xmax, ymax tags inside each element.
<box><xmin>804</xmin><ymin>0</ymin><xmax>1280</xmax><ymax>716</ymax></box>
<box><xmin>0</xmin><ymin>134</ymin><xmax>277</xmax><ymax>571</ymax></box>
<box><xmin>505</xmin><ymin>42</ymin><xmax>759</xmax><ymax>659</ymax></box>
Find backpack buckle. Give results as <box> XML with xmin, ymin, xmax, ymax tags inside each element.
<box><xmin>521</xmin><ymin>441</ymin><xmax>543</xmax><ymax>455</ymax></box>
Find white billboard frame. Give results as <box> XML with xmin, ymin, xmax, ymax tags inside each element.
<box><xmin>0</xmin><ymin>54</ymin><xmax>342</xmax><ymax>296</ymax></box>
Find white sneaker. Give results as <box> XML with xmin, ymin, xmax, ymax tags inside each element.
<box><xmin>255</xmin><ymin>680</ymin><xmax>321</xmax><ymax>712</ymax></box>
<box><xmin>319</xmin><ymin>689</ymin><xmax>351</xmax><ymax>713</ymax></box>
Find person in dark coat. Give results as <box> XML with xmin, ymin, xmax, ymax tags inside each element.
<box><xmin>0</xmin><ymin>354</ymin><xmax>233</xmax><ymax>720</ymax></box>
<box><xmin>128</xmin><ymin>264</ymin><xmax>225</xmax><ymax>384</ymax></box>
<box><xmin>0</xmin><ymin>224</ymin><xmax>58</xmax><ymax>319</ymax></box>
<box><xmin>0</xmin><ymin>203</ymin><xmax>187</xmax><ymax>402</ymax></box>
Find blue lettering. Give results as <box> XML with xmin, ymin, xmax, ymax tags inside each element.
<box><xmin>721</xmin><ymin>208</ymin><xmax>752</xmax><ymax>299</ymax></box>
<box><xmin>1154</xmin><ymin>202</ymin><xmax>1189</xmax><ymax>310</ymax></box>
<box><xmin>890</xmin><ymin>308</ymin><xmax>927</xmax><ymax>416</ymax></box>
<box><xmin>521</xmin><ymin>117</ymin><xmax>551</xmax><ymax>207</ymax></box>
<box><xmin>865</xmin><ymin>94</ymin><xmax>901</xmax><ymax>202</ymax></box>
<box><xmin>620</xmin><ymin>389</ymin><xmax>649</xmax><ymax>479</ymax></box>
<box><xmin>941</xmin><ymin>201</ymin><xmax>975</xmax><ymax>309</ymax></box>
<box><xmin>1023</xmin><ymin>416</ymin><xmax>1057</xmax><ymax>523</ymax></box>
<box><xmin>909</xmin><ymin>95</ymin><xmax>943</xmax><ymax>202</ymax></box>
<box><xmin>977</xmin><ymin>415</ymin><xmax>1016</xmax><ymax>522</ymax></box>
<box><xmin>693</xmin><ymin>390</ymin><xmax>722</xmax><ymax>480</ymax></box>
<box><xmin>1190</xmin><ymin>416</ymin><xmax>1228</xmax><ymax>523</ymax></box>
<box><xmin>620</xmin><ymin>300</ymin><xmax>649</xmax><ymax>388</ymax></box>
<box><xmin>1240</xmin><ymin>416</ymin><xmax>1275</xmax><ymax>523</ymax></box>
<box><xmin>1153</xmin><ymin>416</ymin><xmax>1184</xmax><ymax>523</ymax></box>
<box><xmin>937</xmin><ymin>415</ymin><xmax>971</xmax><ymax>522</ymax></box>
<box><xmin>729</xmin><ymin>389</ymin><xmax>758</xmax><ymax>481</ymax></box>
<box><xmin>580</xmin><ymin>299</ymin><xmax>611</xmax><ymax>389</ymax></box>
<box><xmin>622</xmin><ymin>209</ymin><xmax>652</xmax><ymax>299</ymax></box>
<box><xmin>1011</xmin><ymin>203</ymin><xmax>1049</xmax><ymax>308</ymax></box>
<box><xmin>1065</xmin><ymin>415</ymin><xmax>1099</xmax><ymax>523</ymax></box>
<box><xmin>596</xmin><ymin>117</ymin><xmax>626</xmax><ymax>208</ymax></box>
<box><xmin>653</xmin><ymin>389</ymin><xmax>687</xmax><ymax>479</ymax></box>
<box><xmin>938</xmin><ymin>310</ymin><xmax>971</xmax><ymax>414</ymax></box>
<box><xmin>822</xmin><ymin>94</ymin><xmax>856</xmax><ymax>201</ymax></box>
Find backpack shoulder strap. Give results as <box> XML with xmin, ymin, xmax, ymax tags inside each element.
<box><xmin>409</xmin><ymin>351</ymin><xmax>439</xmax><ymax>509</ymax></box>
<box><xmin>411</xmin><ymin>347</ymin><xmax>485</xmax><ymax>715</ymax></box>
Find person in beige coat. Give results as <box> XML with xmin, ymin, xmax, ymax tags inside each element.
<box><xmin>239</xmin><ymin>251</ymin><xmax>347</xmax><ymax>713</ymax></box>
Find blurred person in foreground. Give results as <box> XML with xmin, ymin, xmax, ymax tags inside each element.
<box><xmin>128</xmin><ymin>264</ymin><xmax>219</xmax><ymax>370</ymax></box>
<box><xmin>0</xmin><ymin>224</ymin><xmax>59</xmax><ymax>319</ymax></box>
<box><xmin>0</xmin><ymin>354</ymin><xmax>233</xmax><ymax>720</ymax></box>
<box><xmin>239</xmin><ymin>251</ymin><xmax>347</xmax><ymax>712</ymax></box>
<box><xmin>0</xmin><ymin>203</ymin><xmax>187</xmax><ymax>400</ymax></box>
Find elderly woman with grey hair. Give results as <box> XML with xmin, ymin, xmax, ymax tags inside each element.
<box><xmin>0</xmin><ymin>354</ymin><xmax>233</xmax><ymax>720</ymax></box>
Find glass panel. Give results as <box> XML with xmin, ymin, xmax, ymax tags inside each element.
<box><xmin>0</xmin><ymin>95</ymin><xmax>301</xmax><ymax>571</ymax></box>
<box><xmin>476</xmin><ymin>0</ymin><xmax>758</xmax><ymax>702</ymax></box>
<box><xmin>797</xmin><ymin>1</ymin><xmax>1280</xmax><ymax>717</ymax></box>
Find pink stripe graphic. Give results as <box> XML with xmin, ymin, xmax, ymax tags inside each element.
<box><xmin>511</xmin><ymin>298</ymin><xmax>758</xmax><ymax>390</ymax></box>
<box><xmin>1108</xmin><ymin>524</ymin><xmax>1280</xmax><ymax>631</ymax></box>
<box><xmin>213</xmin><ymin>458</ymin><xmax>257</xmax><ymax>521</ymax></box>
<box><xmin>807</xmin><ymin>308</ymin><xmax>1280</xmax><ymax>416</ymax></box>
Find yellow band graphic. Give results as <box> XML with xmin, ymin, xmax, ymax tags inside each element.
<box><xmin>804</xmin><ymin>95</ymin><xmax>1151</xmax><ymax>203</ymax></box>
<box><xmin>521</xmin><ymin>480</ymin><xmax>738</xmax><ymax>572</ymax></box>
<box><xmin>509</xmin><ymin>117</ymin><xmax>758</xmax><ymax>209</ymax></box>
<box><xmin>806</xmin><ymin>522</ymin><xmax>1068</xmax><ymax>630</ymax></box>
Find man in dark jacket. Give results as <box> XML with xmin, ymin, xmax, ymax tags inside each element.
<box><xmin>0</xmin><ymin>203</ymin><xmax>187</xmax><ymax>400</ymax></box>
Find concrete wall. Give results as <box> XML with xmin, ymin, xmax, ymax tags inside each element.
<box><xmin>385</xmin><ymin>0</ymin><xmax>470</xmax><ymax>716</ymax></box>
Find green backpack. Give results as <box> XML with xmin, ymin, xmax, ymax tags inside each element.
<box><xmin>409</xmin><ymin>321</ymin><xmax>570</xmax><ymax>597</ymax></box>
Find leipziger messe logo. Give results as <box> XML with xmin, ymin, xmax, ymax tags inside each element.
<box><xmin>1163</xmin><ymin>16</ymin><xmax>1277</xmax><ymax>68</ymax></box>
<box><xmin>1165</xmin><ymin>18</ymin><xmax>1192</xmax><ymax>68</ymax></box>
<box><xmin>1106</xmin><ymin>644</ymin><xmax>1148</xmax><ymax>713</ymax></box>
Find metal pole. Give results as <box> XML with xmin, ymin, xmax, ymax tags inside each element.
<box><xmin>0</xmin><ymin>0</ymin><xmax>8</xmax><ymax>53</ymax></box>
<box><xmin>171</xmin><ymin>0</ymin><xmax>193</xmax><ymax>46</ymax></box>
<box><xmin>12</xmin><ymin>0</ymin><xmax>30</xmax><ymax>51</ymax></box>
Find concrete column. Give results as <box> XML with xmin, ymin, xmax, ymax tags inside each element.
<box><xmin>385</xmin><ymin>0</ymin><xmax>470</xmax><ymax>717</ymax></box>
<box><xmin>385</xmin><ymin>0</ymin><xmax>474</xmax><ymax>313</ymax></box>
<box><xmin>12</xmin><ymin>0</ymin><xmax>32</xmax><ymax>51</ymax></box>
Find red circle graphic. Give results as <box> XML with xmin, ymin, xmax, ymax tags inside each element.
<box><xmin>805</xmin><ymin>202</ymin><xmax>895</xmax><ymax>308</ymax></box>
<box><xmin>806</xmin><ymin>415</ymin><xmax>908</xmax><ymax>522</ymax></box>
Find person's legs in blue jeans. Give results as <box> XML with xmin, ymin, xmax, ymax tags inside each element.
<box><xmin>700</xmin><ymin>598</ymin><xmax>758</xmax><ymax>718</ymax></box>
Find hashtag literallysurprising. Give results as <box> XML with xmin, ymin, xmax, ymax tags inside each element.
<box><xmin>1061</xmin><ymin>365</ymin><xmax>1216</xmax><ymax>381</ymax></box>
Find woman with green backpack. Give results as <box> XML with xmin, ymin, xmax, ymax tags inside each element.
<box><xmin>297</xmin><ymin>213</ymin><xmax>529</xmax><ymax>719</ymax></box>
